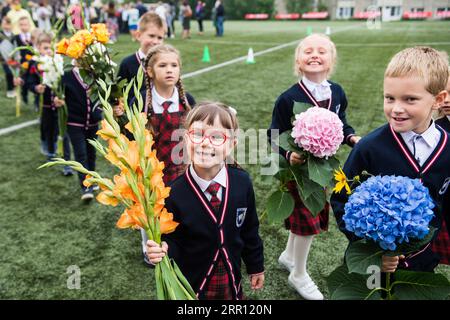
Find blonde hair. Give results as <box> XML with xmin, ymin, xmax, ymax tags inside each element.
<box><xmin>294</xmin><ymin>33</ymin><xmax>337</xmax><ymax>78</ymax></box>
<box><xmin>138</xmin><ymin>12</ymin><xmax>166</xmax><ymax>32</ymax></box>
<box><xmin>385</xmin><ymin>47</ymin><xmax>449</xmax><ymax>96</ymax></box>
<box><xmin>36</xmin><ymin>32</ymin><xmax>52</xmax><ymax>46</ymax></box>
<box><xmin>143</xmin><ymin>44</ymin><xmax>190</xmax><ymax>133</ymax></box>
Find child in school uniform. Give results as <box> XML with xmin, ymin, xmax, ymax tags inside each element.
<box><xmin>25</xmin><ymin>32</ymin><xmax>65</xmax><ymax>162</ymax></box>
<box><xmin>146</xmin><ymin>102</ymin><xmax>265</xmax><ymax>300</ymax></box>
<box><xmin>331</xmin><ymin>47</ymin><xmax>450</xmax><ymax>274</ymax></box>
<box><xmin>117</xmin><ymin>11</ymin><xmax>165</xmax><ymax>101</ymax></box>
<box><xmin>1</xmin><ymin>16</ymin><xmax>15</xmax><ymax>98</ymax></box>
<box><xmin>114</xmin><ymin>44</ymin><xmax>195</xmax><ymax>266</ymax></box>
<box><xmin>430</xmin><ymin>67</ymin><xmax>450</xmax><ymax>265</ymax></box>
<box><xmin>12</xmin><ymin>16</ymin><xmax>33</xmax><ymax>106</ymax></box>
<box><xmin>435</xmin><ymin>68</ymin><xmax>450</xmax><ymax>132</ymax></box>
<box><xmin>63</xmin><ymin>62</ymin><xmax>102</xmax><ymax>202</ymax></box>
<box><xmin>267</xmin><ymin>33</ymin><xmax>361</xmax><ymax>300</ymax></box>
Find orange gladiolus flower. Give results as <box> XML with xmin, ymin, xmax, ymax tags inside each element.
<box><xmin>25</xmin><ymin>54</ymin><xmax>32</xmax><ymax>61</ymax></box>
<box><xmin>159</xmin><ymin>208</ymin><xmax>179</xmax><ymax>234</ymax></box>
<box><xmin>154</xmin><ymin>183</ymin><xmax>171</xmax><ymax>216</ymax></box>
<box><xmin>96</xmin><ymin>190</ymin><xmax>119</xmax><ymax>207</ymax></box>
<box><xmin>112</xmin><ymin>173</ymin><xmax>136</xmax><ymax>202</ymax></box>
<box><xmin>83</xmin><ymin>175</ymin><xmax>93</xmax><ymax>187</ymax></box>
<box><xmin>21</xmin><ymin>61</ymin><xmax>29</xmax><ymax>69</ymax></box>
<box><xmin>72</xmin><ymin>30</ymin><xmax>94</xmax><ymax>46</ymax></box>
<box><xmin>122</xmin><ymin>140</ymin><xmax>140</xmax><ymax>172</ymax></box>
<box><xmin>144</xmin><ymin>131</ymin><xmax>155</xmax><ymax>155</ymax></box>
<box><xmin>91</xmin><ymin>23</ymin><xmax>110</xmax><ymax>44</ymax></box>
<box><xmin>116</xmin><ymin>204</ymin><xmax>148</xmax><ymax>229</ymax></box>
<box><xmin>66</xmin><ymin>40</ymin><xmax>86</xmax><ymax>59</ymax></box>
<box><xmin>56</xmin><ymin>38</ymin><xmax>70</xmax><ymax>55</ymax></box>
<box><xmin>97</xmin><ymin>119</ymin><xmax>118</xmax><ymax>140</ymax></box>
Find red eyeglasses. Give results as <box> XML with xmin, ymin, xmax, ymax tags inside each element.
<box><xmin>188</xmin><ymin>129</ymin><xmax>230</xmax><ymax>146</ymax></box>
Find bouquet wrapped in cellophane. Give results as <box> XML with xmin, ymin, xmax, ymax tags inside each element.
<box><xmin>56</xmin><ymin>21</ymin><xmax>126</xmax><ymax>105</ymax></box>
<box><xmin>39</xmin><ymin>71</ymin><xmax>196</xmax><ymax>300</ymax></box>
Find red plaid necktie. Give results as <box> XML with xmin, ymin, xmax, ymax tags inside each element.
<box><xmin>206</xmin><ymin>182</ymin><xmax>221</xmax><ymax>214</ymax></box>
<box><xmin>162</xmin><ymin>101</ymin><xmax>172</xmax><ymax>122</ymax></box>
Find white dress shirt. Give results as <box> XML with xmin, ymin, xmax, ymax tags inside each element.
<box><xmin>137</xmin><ymin>49</ymin><xmax>146</xmax><ymax>62</ymax></box>
<box><xmin>151</xmin><ymin>86</ymin><xmax>179</xmax><ymax>114</ymax></box>
<box><xmin>189</xmin><ymin>164</ymin><xmax>227</xmax><ymax>202</ymax></box>
<box><xmin>400</xmin><ymin>122</ymin><xmax>441</xmax><ymax>166</ymax></box>
<box><xmin>301</xmin><ymin>76</ymin><xmax>332</xmax><ymax>102</ymax></box>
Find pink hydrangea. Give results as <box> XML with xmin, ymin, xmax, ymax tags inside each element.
<box><xmin>291</xmin><ymin>107</ymin><xmax>344</xmax><ymax>158</ymax></box>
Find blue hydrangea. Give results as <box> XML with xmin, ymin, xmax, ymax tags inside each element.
<box><xmin>343</xmin><ymin>175</ymin><xmax>435</xmax><ymax>251</ymax></box>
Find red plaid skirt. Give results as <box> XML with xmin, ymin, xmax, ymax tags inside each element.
<box><xmin>204</xmin><ymin>258</ymin><xmax>233</xmax><ymax>300</ymax></box>
<box><xmin>285</xmin><ymin>181</ymin><xmax>329</xmax><ymax>235</ymax></box>
<box><xmin>149</xmin><ymin>109</ymin><xmax>187</xmax><ymax>184</ymax></box>
<box><xmin>431</xmin><ymin>220</ymin><xmax>450</xmax><ymax>265</ymax></box>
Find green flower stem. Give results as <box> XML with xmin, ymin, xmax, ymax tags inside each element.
<box><xmin>385</xmin><ymin>272</ymin><xmax>392</xmax><ymax>300</ymax></box>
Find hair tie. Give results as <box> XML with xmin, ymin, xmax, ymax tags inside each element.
<box><xmin>228</xmin><ymin>106</ymin><xmax>237</xmax><ymax>115</ymax></box>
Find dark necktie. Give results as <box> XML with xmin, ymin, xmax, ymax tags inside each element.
<box><xmin>206</xmin><ymin>182</ymin><xmax>221</xmax><ymax>214</ymax></box>
<box><xmin>412</xmin><ymin>135</ymin><xmax>422</xmax><ymax>164</ymax></box>
<box><xmin>162</xmin><ymin>101</ymin><xmax>172</xmax><ymax>122</ymax></box>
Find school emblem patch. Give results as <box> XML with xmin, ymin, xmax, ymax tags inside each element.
<box><xmin>335</xmin><ymin>104</ymin><xmax>341</xmax><ymax>114</ymax></box>
<box><xmin>236</xmin><ymin>208</ymin><xmax>247</xmax><ymax>227</ymax></box>
<box><xmin>439</xmin><ymin>177</ymin><xmax>450</xmax><ymax>195</ymax></box>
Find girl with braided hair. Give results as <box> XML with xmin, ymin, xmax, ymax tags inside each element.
<box><xmin>114</xmin><ymin>44</ymin><xmax>195</xmax><ymax>266</ymax></box>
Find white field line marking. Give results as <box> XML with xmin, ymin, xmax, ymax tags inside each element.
<box><xmin>0</xmin><ymin>119</ymin><xmax>39</xmax><ymax>136</ymax></box>
<box><xmin>0</xmin><ymin>23</ymin><xmax>364</xmax><ymax>136</ymax></box>
<box><xmin>336</xmin><ymin>41</ymin><xmax>450</xmax><ymax>47</ymax></box>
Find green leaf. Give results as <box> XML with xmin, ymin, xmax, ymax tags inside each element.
<box><xmin>387</xmin><ymin>227</ymin><xmax>437</xmax><ymax>256</ymax></box>
<box><xmin>290</xmin><ymin>164</ymin><xmax>323</xmax><ymax>200</ymax></box>
<box><xmin>266</xmin><ymin>190</ymin><xmax>295</xmax><ymax>224</ymax></box>
<box><xmin>392</xmin><ymin>270</ymin><xmax>450</xmax><ymax>300</ymax></box>
<box><xmin>326</xmin><ymin>264</ymin><xmax>382</xmax><ymax>300</ymax></box>
<box><xmin>346</xmin><ymin>240</ymin><xmax>384</xmax><ymax>275</ymax></box>
<box><xmin>307</xmin><ymin>155</ymin><xmax>333</xmax><ymax>187</ymax></box>
<box><xmin>171</xmin><ymin>259</ymin><xmax>197</xmax><ymax>299</ymax></box>
<box><xmin>327</xmin><ymin>156</ymin><xmax>341</xmax><ymax>171</ymax></box>
<box><xmin>293</xmin><ymin>102</ymin><xmax>312</xmax><ymax>115</ymax></box>
<box><xmin>279</xmin><ymin>131</ymin><xmax>299</xmax><ymax>153</ymax></box>
<box><xmin>302</xmin><ymin>190</ymin><xmax>326</xmax><ymax>217</ymax></box>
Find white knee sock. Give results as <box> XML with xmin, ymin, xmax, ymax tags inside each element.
<box><xmin>292</xmin><ymin>234</ymin><xmax>314</xmax><ymax>279</ymax></box>
<box><xmin>284</xmin><ymin>231</ymin><xmax>296</xmax><ymax>260</ymax></box>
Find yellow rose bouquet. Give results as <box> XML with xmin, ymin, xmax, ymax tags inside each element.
<box><xmin>39</xmin><ymin>73</ymin><xmax>196</xmax><ymax>300</ymax></box>
<box><xmin>56</xmin><ymin>22</ymin><xmax>126</xmax><ymax>105</ymax></box>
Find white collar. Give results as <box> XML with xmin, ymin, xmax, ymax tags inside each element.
<box><xmin>447</xmin><ymin>115</ymin><xmax>450</xmax><ymax>122</ymax></box>
<box><xmin>301</xmin><ymin>76</ymin><xmax>331</xmax><ymax>90</ymax></box>
<box><xmin>189</xmin><ymin>164</ymin><xmax>227</xmax><ymax>192</ymax></box>
<box><xmin>400</xmin><ymin>121</ymin><xmax>440</xmax><ymax>148</ymax></box>
<box><xmin>137</xmin><ymin>49</ymin><xmax>146</xmax><ymax>61</ymax></box>
<box><xmin>152</xmin><ymin>85</ymin><xmax>179</xmax><ymax>107</ymax></box>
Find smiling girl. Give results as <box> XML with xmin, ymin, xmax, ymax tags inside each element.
<box><xmin>146</xmin><ymin>102</ymin><xmax>265</xmax><ymax>300</ymax></box>
<box><xmin>267</xmin><ymin>33</ymin><xmax>360</xmax><ymax>300</ymax></box>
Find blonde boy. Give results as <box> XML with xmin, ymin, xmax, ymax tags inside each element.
<box><xmin>331</xmin><ymin>47</ymin><xmax>450</xmax><ymax>273</ymax></box>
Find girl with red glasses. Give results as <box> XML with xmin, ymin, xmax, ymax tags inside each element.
<box><xmin>146</xmin><ymin>102</ymin><xmax>265</xmax><ymax>300</ymax></box>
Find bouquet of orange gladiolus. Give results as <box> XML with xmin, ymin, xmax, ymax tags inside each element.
<box><xmin>55</xmin><ymin>22</ymin><xmax>126</xmax><ymax>105</ymax></box>
<box><xmin>39</xmin><ymin>72</ymin><xmax>196</xmax><ymax>300</ymax></box>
